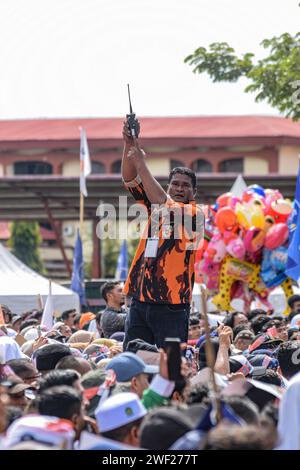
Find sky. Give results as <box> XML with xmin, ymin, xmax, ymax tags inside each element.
<box><xmin>0</xmin><ymin>0</ymin><xmax>299</xmax><ymax>119</ymax></box>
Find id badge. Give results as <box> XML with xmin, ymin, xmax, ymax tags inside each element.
<box><xmin>144</xmin><ymin>238</ymin><xmax>159</xmax><ymax>258</ymax></box>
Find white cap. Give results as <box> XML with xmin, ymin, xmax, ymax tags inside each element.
<box><xmin>95</xmin><ymin>392</ymin><xmax>147</xmax><ymax>432</ymax></box>
<box><xmin>24</xmin><ymin>328</ymin><xmax>39</xmax><ymax>341</ymax></box>
<box><xmin>291</xmin><ymin>314</ymin><xmax>300</xmax><ymax>328</ymax></box>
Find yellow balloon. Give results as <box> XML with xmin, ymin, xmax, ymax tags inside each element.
<box><xmin>250</xmin><ymin>206</ymin><xmax>265</xmax><ymax>229</ymax></box>
<box><xmin>235</xmin><ymin>203</ymin><xmax>250</xmax><ymax>229</ymax></box>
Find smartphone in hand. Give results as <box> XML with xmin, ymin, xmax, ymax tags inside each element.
<box><xmin>164</xmin><ymin>337</ymin><xmax>182</xmax><ymax>382</ymax></box>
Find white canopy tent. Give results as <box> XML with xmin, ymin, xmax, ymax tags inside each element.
<box><xmin>0</xmin><ymin>243</ymin><xmax>80</xmax><ymax>315</ymax></box>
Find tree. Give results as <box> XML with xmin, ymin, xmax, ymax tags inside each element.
<box><xmin>8</xmin><ymin>222</ymin><xmax>45</xmax><ymax>274</ymax></box>
<box><xmin>185</xmin><ymin>30</ymin><xmax>300</xmax><ymax>120</ymax></box>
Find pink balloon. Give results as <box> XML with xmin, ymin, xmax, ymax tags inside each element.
<box><xmin>226</xmin><ymin>237</ymin><xmax>245</xmax><ymax>260</ymax></box>
<box><xmin>265</xmin><ymin>223</ymin><xmax>289</xmax><ymax>250</ymax></box>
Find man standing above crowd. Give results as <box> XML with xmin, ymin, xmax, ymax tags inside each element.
<box><xmin>121</xmin><ymin>120</ymin><xmax>204</xmax><ymax>348</ymax></box>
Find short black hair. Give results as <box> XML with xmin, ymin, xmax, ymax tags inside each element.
<box><xmin>55</xmin><ymin>355</ymin><xmax>87</xmax><ymax>374</ymax></box>
<box><xmin>37</xmin><ymin>385</ymin><xmax>82</xmax><ymax>420</ymax></box>
<box><xmin>250</xmin><ymin>315</ymin><xmax>270</xmax><ymax>336</ymax></box>
<box><xmin>223</xmin><ymin>311</ymin><xmax>245</xmax><ymax>329</ymax></box>
<box><xmin>61</xmin><ymin>309</ymin><xmax>76</xmax><ymax>321</ymax></box>
<box><xmin>277</xmin><ymin>340</ymin><xmax>300</xmax><ymax>380</ymax></box>
<box><xmin>19</xmin><ymin>319</ymin><xmax>39</xmax><ymax>332</ymax></box>
<box><xmin>189</xmin><ymin>316</ymin><xmax>200</xmax><ymax>326</ymax></box>
<box><xmin>168</xmin><ymin>167</ymin><xmax>196</xmax><ymax>190</ymax></box>
<box><xmin>38</xmin><ymin>369</ymin><xmax>80</xmax><ymax>393</ymax></box>
<box><xmin>221</xmin><ymin>395</ymin><xmax>259</xmax><ymax>425</ymax></box>
<box><xmin>232</xmin><ymin>324</ymin><xmax>253</xmax><ymax>340</ymax></box>
<box><xmin>186</xmin><ymin>383</ymin><xmax>210</xmax><ymax>405</ymax></box>
<box><xmin>288</xmin><ymin>295</ymin><xmax>300</xmax><ymax>309</ymax></box>
<box><xmin>101</xmin><ymin>282</ymin><xmax>120</xmax><ymax>302</ymax></box>
<box><xmin>202</xmin><ymin>424</ymin><xmax>277</xmax><ymax>450</ymax></box>
<box><xmin>34</xmin><ymin>343</ymin><xmax>72</xmax><ymax>372</ymax></box>
<box><xmin>248</xmin><ymin>309</ymin><xmax>266</xmax><ymax>322</ymax></box>
<box><xmin>29</xmin><ymin>310</ymin><xmax>43</xmax><ymax>321</ymax></box>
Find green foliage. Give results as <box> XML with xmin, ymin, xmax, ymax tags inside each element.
<box><xmin>102</xmin><ymin>237</ymin><xmax>140</xmax><ymax>278</ymax></box>
<box><xmin>8</xmin><ymin>221</ymin><xmax>45</xmax><ymax>273</ymax></box>
<box><xmin>185</xmin><ymin>30</ymin><xmax>300</xmax><ymax>120</ymax></box>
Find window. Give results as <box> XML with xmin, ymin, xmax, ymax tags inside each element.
<box><xmin>191</xmin><ymin>159</ymin><xmax>212</xmax><ymax>172</ymax></box>
<box><xmin>91</xmin><ymin>161</ymin><xmax>105</xmax><ymax>174</ymax></box>
<box><xmin>111</xmin><ymin>160</ymin><xmax>122</xmax><ymax>173</ymax></box>
<box><xmin>219</xmin><ymin>158</ymin><xmax>244</xmax><ymax>173</ymax></box>
<box><xmin>170</xmin><ymin>160</ymin><xmax>184</xmax><ymax>170</ymax></box>
<box><xmin>14</xmin><ymin>161</ymin><xmax>53</xmax><ymax>175</ymax></box>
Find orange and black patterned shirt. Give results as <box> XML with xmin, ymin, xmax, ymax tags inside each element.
<box><xmin>123</xmin><ymin>175</ymin><xmax>204</xmax><ymax>305</ymax></box>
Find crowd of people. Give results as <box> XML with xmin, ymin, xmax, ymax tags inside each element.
<box><xmin>1</xmin><ymin>284</ymin><xmax>300</xmax><ymax>450</ymax></box>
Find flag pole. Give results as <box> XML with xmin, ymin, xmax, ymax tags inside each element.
<box><xmin>200</xmin><ymin>284</ymin><xmax>222</xmax><ymax>422</ymax></box>
<box><xmin>37</xmin><ymin>294</ymin><xmax>44</xmax><ymax>311</ymax></box>
<box><xmin>80</xmin><ymin>191</ymin><xmax>84</xmax><ymax>236</ymax></box>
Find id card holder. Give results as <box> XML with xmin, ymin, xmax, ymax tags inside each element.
<box><xmin>144</xmin><ymin>237</ymin><xmax>159</xmax><ymax>258</ymax></box>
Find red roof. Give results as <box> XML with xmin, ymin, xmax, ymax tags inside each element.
<box><xmin>0</xmin><ymin>115</ymin><xmax>299</xmax><ymax>141</ymax></box>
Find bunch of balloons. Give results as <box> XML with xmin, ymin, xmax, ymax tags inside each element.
<box><xmin>195</xmin><ymin>184</ymin><xmax>294</xmax><ymax>313</ymax></box>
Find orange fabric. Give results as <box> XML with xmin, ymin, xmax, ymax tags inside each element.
<box><xmin>124</xmin><ymin>177</ymin><xmax>204</xmax><ymax>304</ymax></box>
<box><xmin>79</xmin><ymin>312</ymin><xmax>96</xmax><ymax>330</ymax></box>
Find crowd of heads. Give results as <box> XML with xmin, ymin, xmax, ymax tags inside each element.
<box><xmin>0</xmin><ymin>287</ymin><xmax>300</xmax><ymax>450</ymax></box>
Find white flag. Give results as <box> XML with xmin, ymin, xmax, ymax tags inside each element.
<box><xmin>230</xmin><ymin>174</ymin><xmax>247</xmax><ymax>199</ymax></box>
<box><xmin>80</xmin><ymin>127</ymin><xmax>91</xmax><ymax>197</ymax></box>
<box><xmin>41</xmin><ymin>281</ymin><xmax>54</xmax><ymax>331</ymax></box>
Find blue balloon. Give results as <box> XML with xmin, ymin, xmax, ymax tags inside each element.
<box><xmin>247</xmin><ymin>184</ymin><xmax>265</xmax><ymax>198</ymax></box>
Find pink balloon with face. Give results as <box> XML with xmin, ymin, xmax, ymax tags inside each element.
<box><xmin>226</xmin><ymin>236</ymin><xmax>245</xmax><ymax>260</ymax></box>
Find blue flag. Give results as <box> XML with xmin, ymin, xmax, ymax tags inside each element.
<box><xmin>286</xmin><ymin>161</ymin><xmax>300</xmax><ymax>282</ymax></box>
<box><xmin>196</xmin><ymin>401</ymin><xmax>244</xmax><ymax>432</ymax></box>
<box><xmin>115</xmin><ymin>240</ymin><xmax>128</xmax><ymax>281</ymax></box>
<box><xmin>71</xmin><ymin>230</ymin><xmax>86</xmax><ymax>305</ymax></box>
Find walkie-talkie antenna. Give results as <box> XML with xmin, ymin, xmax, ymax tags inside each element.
<box><xmin>127</xmin><ymin>84</ymin><xmax>133</xmax><ymax>114</ymax></box>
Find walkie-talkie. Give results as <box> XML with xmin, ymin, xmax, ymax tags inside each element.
<box><xmin>126</xmin><ymin>84</ymin><xmax>140</xmax><ymax>139</ymax></box>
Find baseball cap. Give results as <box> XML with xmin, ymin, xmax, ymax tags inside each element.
<box><xmin>291</xmin><ymin>314</ymin><xmax>300</xmax><ymax>328</ymax></box>
<box><xmin>229</xmin><ymin>355</ymin><xmax>267</xmax><ymax>378</ymax></box>
<box><xmin>105</xmin><ymin>352</ymin><xmax>159</xmax><ymax>382</ymax></box>
<box><xmin>95</xmin><ymin>392</ymin><xmax>147</xmax><ymax>432</ymax></box>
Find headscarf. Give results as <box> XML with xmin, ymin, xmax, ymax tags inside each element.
<box><xmin>68</xmin><ymin>330</ymin><xmax>95</xmax><ymax>344</ymax></box>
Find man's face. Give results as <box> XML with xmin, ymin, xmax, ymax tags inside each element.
<box><xmin>189</xmin><ymin>322</ymin><xmax>201</xmax><ymax>340</ymax></box>
<box><xmin>59</xmin><ymin>325</ymin><xmax>72</xmax><ymax>337</ymax></box>
<box><xmin>132</xmin><ymin>373</ymin><xmax>149</xmax><ymax>398</ymax></box>
<box><xmin>276</xmin><ymin>324</ymin><xmax>288</xmax><ymax>342</ymax></box>
<box><xmin>167</xmin><ymin>173</ymin><xmax>195</xmax><ymax>204</ymax></box>
<box><xmin>233</xmin><ymin>314</ymin><xmax>249</xmax><ymax>328</ymax></box>
<box><xmin>293</xmin><ymin>300</ymin><xmax>300</xmax><ymax>312</ymax></box>
<box><xmin>64</xmin><ymin>312</ymin><xmax>77</xmax><ymax>328</ymax></box>
<box><xmin>108</xmin><ymin>285</ymin><xmax>125</xmax><ymax>307</ymax></box>
<box><xmin>234</xmin><ymin>337</ymin><xmax>253</xmax><ymax>352</ymax></box>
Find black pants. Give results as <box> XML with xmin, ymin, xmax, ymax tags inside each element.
<box><xmin>124</xmin><ymin>298</ymin><xmax>190</xmax><ymax>349</ymax></box>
